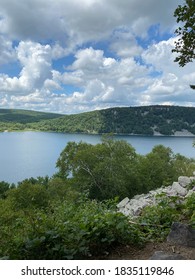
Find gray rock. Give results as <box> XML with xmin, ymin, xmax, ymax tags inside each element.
<box><xmin>168</xmin><ymin>182</ymin><xmax>187</xmax><ymax>196</ymax></box>
<box><xmin>167</xmin><ymin>222</ymin><xmax>195</xmax><ymax>248</ymax></box>
<box><xmin>117</xmin><ymin>197</ymin><xmax>129</xmax><ymax>208</ymax></box>
<box><xmin>121</xmin><ymin>209</ymin><xmax>132</xmax><ymax>216</ymax></box>
<box><xmin>149</xmin><ymin>251</ymin><xmax>186</xmax><ymax>260</ymax></box>
<box><xmin>133</xmin><ymin>194</ymin><xmax>146</xmax><ymax>200</ymax></box>
<box><xmin>117</xmin><ymin>173</ymin><xmax>195</xmax><ymax>218</ymax></box>
<box><xmin>178</xmin><ymin>176</ymin><xmax>191</xmax><ymax>187</ymax></box>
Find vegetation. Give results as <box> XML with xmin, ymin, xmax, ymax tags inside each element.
<box><xmin>0</xmin><ymin>109</ymin><xmax>63</xmax><ymax>132</ymax></box>
<box><xmin>1</xmin><ymin>105</ymin><xmax>195</xmax><ymax>135</ymax></box>
<box><xmin>172</xmin><ymin>0</ymin><xmax>195</xmax><ymax>67</ymax></box>
<box><xmin>0</xmin><ymin>138</ymin><xmax>195</xmax><ymax>259</ymax></box>
<box><xmin>172</xmin><ymin>0</ymin><xmax>195</xmax><ymax>89</ymax></box>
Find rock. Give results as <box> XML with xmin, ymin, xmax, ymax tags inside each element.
<box><xmin>133</xmin><ymin>194</ymin><xmax>146</xmax><ymax>200</ymax></box>
<box><xmin>120</xmin><ymin>208</ymin><xmax>132</xmax><ymax>216</ymax></box>
<box><xmin>178</xmin><ymin>176</ymin><xmax>191</xmax><ymax>187</ymax></box>
<box><xmin>167</xmin><ymin>222</ymin><xmax>195</xmax><ymax>248</ymax></box>
<box><xmin>166</xmin><ymin>182</ymin><xmax>187</xmax><ymax>197</ymax></box>
<box><xmin>117</xmin><ymin>173</ymin><xmax>195</xmax><ymax>218</ymax></box>
<box><xmin>149</xmin><ymin>251</ymin><xmax>186</xmax><ymax>260</ymax></box>
<box><xmin>117</xmin><ymin>197</ymin><xmax>129</xmax><ymax>208</ymax></box>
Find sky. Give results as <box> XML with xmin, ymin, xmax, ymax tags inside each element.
<box><xmin>0</xmin><ymin>0</ymin><xmax>194</xmax><ymax>114</ymax></box>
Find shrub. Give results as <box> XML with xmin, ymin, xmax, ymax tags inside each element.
<box><xmin>0</xmin><ymin>198</ymin><xmax>144</xmax><ymax>260</ymax></box>
<box><xmin>136</xmin><ymin>194</ymin><xmax>184</xmax><ymax>241</ymax></box>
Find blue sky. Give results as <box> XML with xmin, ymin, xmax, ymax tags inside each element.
<box><xmin>0</xmin><ymin>0</ymin><xmax>194</xmax><ymax>114</ymax></box>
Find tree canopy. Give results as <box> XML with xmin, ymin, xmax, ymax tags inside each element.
<box><xmin>172</xmin><ymin>0</ymin><xmax>195</xmax><ymax>89</ymax></box>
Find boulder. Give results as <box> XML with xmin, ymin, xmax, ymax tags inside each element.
<box><xmin>178</xmin><ymin>176</ymin><xmax>191</xmax><ymax>187</ymax></box>
<box><xmin>167</xmin><ymin>222</ymin><xmax>195</xmax><ymax>248</ymax></box>
<box><xmin>166</xmin><ymin>182</ymin><xmax>187</xmax><ymax>197</ymax></box>
<box><xmin>117</xmin><ymin>197</ymin><xmax>129</xmax><ymax>208</ymax></box>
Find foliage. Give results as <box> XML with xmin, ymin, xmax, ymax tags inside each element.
<box><xmin>0</xmin><ymin>109</ymin><xmax>62</xmax><ymax>124</ymax></box>
<box><xmin>0</xmin><ymin>181</ymin><xmax>15</xmax><ymax>199</ymax></box>
<box><xmin>1</xmin><ymin>105</ymin><xmax>195</xmax><ymax>135</ymax></box>
<box><xmin>183</xmin><ymin>193</ymin><xmax>195</xmax><ymax>227</ymax></box>
<box><xmin>136</xmin><ymin>193</ymin><xmax>190</xmax><ymax>241</ymax></box>
<box><xmin>172</xmin><ymin>0</ymin><xmax>195</xmax><ymax>67</ymax></box>
<box><xmin>138</xmin><ymin>145</ymin><xmax>175</xmax><ymax>191</ymax></box>
<box><xmin>1</xmin><ymin>177</ymin><xmax>194</xmax><ymax>259</ymax></box>
<box><xmin>0</xmin><ymin>137</ymin><xmax>195</xmax><ymax>259</ymax></box>
<box><xmin>172</xmin><ymin>0</ymin><xmax>195</xmax><ymax>89</ymax></box>
<box><xmin>7</xmin><ymin>182</ymin><xmax>50</xmax><ymax>211</ymax></box>
<box><xmin>57</xmin><ymin>138</ymin><xmax>145</xmax><ymax>200</ymax></box>
<box><xmin>0</xmin><ymin>194</ymin><xmax>143</xmax><ymax>260</ymax></box>
<box><xmin>56</xmin><ymin>139</ymin><xmax>195</xmax><ymax>200</ymax></box>
<box><xmin>32</xmin><ymin>105</ymin><xmax>195</xmax><ymax>135</ymax></box>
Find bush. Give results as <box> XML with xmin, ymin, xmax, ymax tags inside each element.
<box><xmin>0</xmin><ymin>198</ymin><xmax>144</xmax><ymax>260</ymax></box>
<box><xmin>136</xmin><ymin>194</ymin><xmax>184</xmax><ymax>241</ymax></box>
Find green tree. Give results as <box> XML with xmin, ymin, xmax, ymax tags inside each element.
<box><xmin>139</xmin><ymin>145</ymin><xmax>175</xmax><ymax>191</ymax></box>
<box><xmin>56</xmin><ymin>138</ymin><xmax>140</xmax><ymax>200</ymax></box>
<box><xmin>0</xmin><ymin>181</ymin><xmax>11</xmax><ymax>199</ymax></box>
<box><xmin>7</xmin><ymin>182</ymin><xmax>49</xmax><ymax>211</ymax></box>
<box><xmin>172</xmin><ymin>0</ymin><xmax>195</xmax><ymax>88</ymax></box>
<box><xmin>172</xmin><ymin>153</ymin><xmax>195</xmax><ymax>176</ymax></box>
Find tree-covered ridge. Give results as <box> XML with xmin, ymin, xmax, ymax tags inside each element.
<box><xmin>0</xmin><ymin>105</ymin><xmax>195</xmax><ymax>135</ymax></box>
<box><xmin>0</xmin><ymin>109</ymin><xmax>63</xmax><ymax>124</ymax></box>
<box><xmin>29</xmin><ymin>105</ymin><xmax>195</xmax><ymax>135</ymax></box>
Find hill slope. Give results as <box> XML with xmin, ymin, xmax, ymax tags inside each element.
<box><xmin>28</xmin><ymin>105</ymin><xmax>195</xmax><ymax>136</ymax></box>
<box><xmin>1</xmin><ymin>105</ymin><xmax>195</xmax><ymax>135</ymax></box>
<box><xmin>0</xmin><ymin>109</ymin><xmax>63</xmax><ymax>123</ymax></box>
<box><xmin>0</xmin><ymin>109</ymin><xmax>63</xmax><ymax>132</ymax></box>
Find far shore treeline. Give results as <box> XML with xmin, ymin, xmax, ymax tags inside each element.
<box><xmin>1</xmin><ymin>105</ymin><xmax>195</xmax><ymax>136</ymax></box>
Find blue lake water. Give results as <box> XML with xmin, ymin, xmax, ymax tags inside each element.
<box><xmin>0</xmin><ymin>131</ymin><xmax>194</xmax><ymax>184</ymax></box>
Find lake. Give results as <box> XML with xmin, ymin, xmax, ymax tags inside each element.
<box><xmin>0</xmin><ymin>131</ymin><xmax>195</xmax><ymax>184</ymax></box>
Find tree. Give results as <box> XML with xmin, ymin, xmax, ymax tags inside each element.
<box><xmin>0</xmin><ymin>181</ymin><xmax>10</xmax><ymax>199</ymax></box>
<box><xmin>138</xmin><ymin>145</ymin><xmax>175</xmax><ymax>191</ymax></box>
<box><xmin>56</xmin><ymin>138</ymin><xmax>140</xmax><ymax>200</ymax></box>
<box><xmin>172</xmin><ymin>0</ymin><xmax>195</xmax><ymax>89</ymax></box>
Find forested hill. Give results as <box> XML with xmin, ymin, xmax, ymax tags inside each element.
<box><xmin>1</xmin><ymin>105</ymin><xmax>195</xmax><ymax>136</ymax></box>
<box><xmin>0</xmin><ymin>109</ymin><xmax>63</xmax><ymax>131</ymax></box>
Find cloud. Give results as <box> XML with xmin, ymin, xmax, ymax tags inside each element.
<box><xmin>0</xmin><ymin>41</ymin><xmax>53</xmax><ymax>94</ymax></box>
<box><xmin>0</xmin><ymin>0</ymin><xmax>181</xmax><ymax>43</ymax></box>
<box><xmin>0</xmin><ymin>0</ymin><xmax>194</xmax><ymax>114</ymax></box>
<box><xmin>141</xmin><ymin>38</ymin><xmax>195</xmax><ymax>106</ymax></box>
<box><xmin>0</xmin><ymin>35</ymin><xmax>16</xmax><ymax>65</ymax></box>
<box><xmin>110</xmin><ymin>29</ymin><xmax>143</xmax><ymax>58</ymax></box>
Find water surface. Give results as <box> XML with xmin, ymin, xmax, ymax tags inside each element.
<box><xmin>0</xmin><ymin>131</ymin><xmax>194</xmax><ymax>184</ymax></box>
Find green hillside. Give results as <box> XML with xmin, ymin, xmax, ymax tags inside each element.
<box><xmin>28</xmin><ymin>105</ymin><xmax>195</xmax><ymax>136</ymax></box>
<box><xmin>0</xmin><ymin>109</ymin><xmax>63</xmax><ymax>131</ymax></box>
<box><xmin>0</xmin><ymin>109</ymin><xmax>63</xmax><ymax>123</ymax></box>
<box><xmin>1</xmin><ymin>105</ymin><xmax>195</xmax><ymax>135</ymax></box>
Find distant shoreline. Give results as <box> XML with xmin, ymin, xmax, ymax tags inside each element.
<box><xmin>1</xmin><ymin>129</ymin><xmax>195</xmax><ymax>137</ymax></box>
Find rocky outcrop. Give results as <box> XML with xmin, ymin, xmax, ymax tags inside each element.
<box><xmin>117</xmin><ymin>174</ymin><xmax>195</xmax><ymax>260</ymax></box>
<box><xmin>117</xmin><ymin>175</ymin><xmax>195</xmax><ymax>217</ymax></box>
